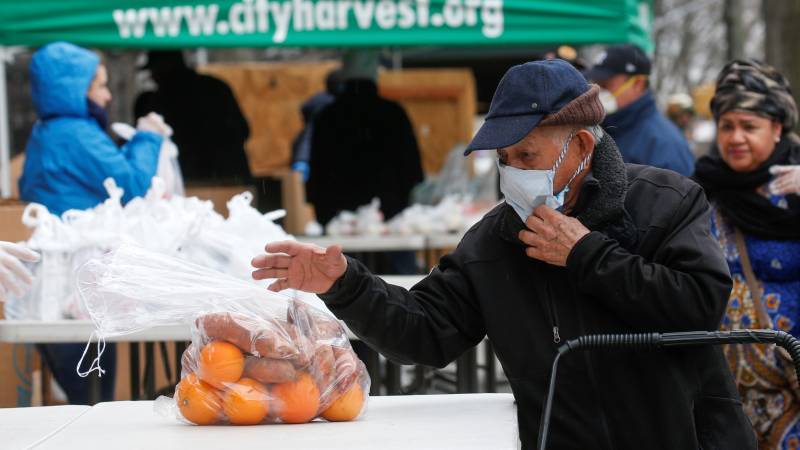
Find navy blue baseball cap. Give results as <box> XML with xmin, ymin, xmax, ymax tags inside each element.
<box><xmin>465</xmin><ymin>59</ymin><xmax>603</xmax><ymax>154</ymax></box>
<box><xmin>583</xmin><ymin>44</ymin><xmax>651</xmax><ymax>82</ymax></box>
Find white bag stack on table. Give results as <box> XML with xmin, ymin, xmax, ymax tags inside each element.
<box><xmin>5</xmin><ymin>180</ymin><xmax>305</xmax><ymax>320</ymax></box>
<box><xmin>323</xmin><ymin>195</ymin><xmax>488</xmax><ymax>238</ymax></box>
<box><xmin>324</xmin><ymin>198</ymin><xmax>387</xmax><ymax>237</ymax></box>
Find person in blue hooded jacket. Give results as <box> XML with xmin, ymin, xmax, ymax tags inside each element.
<box><xmin>19</xmin><ymin>41</ymin><xmax>169</xmax><ymax>404</ymax></box>
<box><xmin>584</xmin><ymin>44</ymin><xmax>695</xmax><ymax>177</ymax></box>
<box><xmin>20</xmin><ymin>41</ymin><xmax>168</xmax><ymax>215</ymax></box>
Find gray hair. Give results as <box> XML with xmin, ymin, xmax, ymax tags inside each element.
<box><xmin>585</xmin><ymin>125</ymin><xmax>605</xmax><ymax>145</ymax></box>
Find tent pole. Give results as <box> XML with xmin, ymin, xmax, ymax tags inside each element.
<box><xmin>0</xmin><ymin>46</ymin><xmax>10</xmax><ymax>198</ymax></box>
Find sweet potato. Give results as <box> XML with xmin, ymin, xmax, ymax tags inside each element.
<box><xmin>196</xmin><ymin>313</ymin><xmax>252</xmax><ymax>353</ymax></box>
<box><xmin>243</xmin><ymin>355</ymin><xmax>297</xmax><ymax>384</ymax></box>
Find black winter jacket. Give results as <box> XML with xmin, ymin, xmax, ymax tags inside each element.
<box><xmin>320</xmin><ymin>136</ymin><xmax>756</xmax><ymax>449</ymax></box>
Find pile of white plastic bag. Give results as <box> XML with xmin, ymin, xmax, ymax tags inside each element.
<box><xmin>387</xmin><ymin>196</ymin><xmax>486</xmax><ymax>235</ymax></box>
<box><xmin>323</xmin><ymin>198</ymin><xmax>387</xmax><ymax>237</ymax></box>
<box><xmin>322</xmin><ymin>143</ymin><xmax>497</xmax><ymax>238</ymax></box>
<box><xmin>4</xmin><ymin>176</ymin><xmax>320</xmax><ymax>321</ymax></box>
<box><xmin>323</xmin><ymin>195</ymin><xmax>487</xmax><ymax>237</ymax></box>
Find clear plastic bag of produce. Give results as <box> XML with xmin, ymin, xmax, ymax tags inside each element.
<box><xmin>77</xmin><ymin>244</ymin><xmax>370</xmax><ymax>425</ymax></box>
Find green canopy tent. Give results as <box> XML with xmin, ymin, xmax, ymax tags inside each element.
<box><xmin>0</xmin><ymin>0</ymin><xmax>653</xmax><ymax>196</ymax></box>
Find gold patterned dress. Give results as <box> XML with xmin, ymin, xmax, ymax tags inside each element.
<box><xmin>711</xmin><ymin>189</ymin><xmax>800</xmax><ymax>450</ymax></box>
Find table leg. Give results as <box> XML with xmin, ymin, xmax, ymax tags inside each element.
<box><xmin>144</xmin><ymin>342</ymin><xmax>155</xmax><ymax>399</ymax></box>
<box><xmin>87</xmin><ymin>344</ymin><xmax>101</xmax><ymax>405</ymax></box>
<box><xmin>484</xmin><ymin>340</ymin><xmax>496</xmax><ymax>393</ymax></box>
<box><xmin>403</xmin><ymin>365</ymin><xmax>431</xmax><ymax>394</ymax></box>
<box><xmin>159</xmin><ymin>342</ymin><xmax>172</xmax><ymax>384</ymax></box>
<box><xmin>456</xmin><ymin>347</ymin><xmax>478</xmax><ymax>393</ymax></box>
<box><xmin>38</xmin><ymin>348</ymin><xmax>50</xmax><ymax>406</ymax></box>
<box><xmin>385</xmin><ymin>361</ymin><xmax>402</xmax><ymax>395</ymax></box>
<box><xmin>174</xmin><ymin>341</ymin><xmax>187</xmax><ymax>386</ymax></box>
<box><xmin>130</xmin><ymin>342</ymin><xmax>140</xmax><ymax>400</ymax></box>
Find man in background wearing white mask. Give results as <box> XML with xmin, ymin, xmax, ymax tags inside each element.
<box><xmin>250</xmin><ymin>59</ymin><xmax>755</xmax><ymax>449</ymax></box>
<box><xmin>585</xmin><ymin>44</ymin><xmax>695</xmax><ymax>176</ymax></box>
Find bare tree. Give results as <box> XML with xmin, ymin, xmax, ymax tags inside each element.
<box><xmin>763</xmin><ymin>0</ymin><xmax>800</xmax><ymax>132</ymax></box>
<box><xmin>651</xmin><ymin>0</ymin><xmax>763</xmax><ymax>108</ymax></box>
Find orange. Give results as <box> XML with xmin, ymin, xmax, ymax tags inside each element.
<box><xmin>272</xmin><ymin>372</ymin><xmax>320</xmax><ymax>424</ymax></box>
<box><xmin>198</xmin><ymin>340</ymin><xmax>245</xmax><ymax>389</ymax></box>
<box><xmin>175</xmin><ymin>373</ymin><xmax>223</xmax><ymax>425</ymax></box>
<box><xmin>223</xmin><ymin>378</ymin><xmax>270</xmax><ymax>425</ymax></box>
<box><xmin>321</xmin><ymin>384</ymin><xmax>365</xmax><ymax>422</ymax></box>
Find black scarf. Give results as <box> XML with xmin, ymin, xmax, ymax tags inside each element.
<box><xmin>87</xmin><ymin>99</ymin><xmax>109</xmax><ymax>130</ymax></box>
<box><xmin>693</xmin><ymin>137</ymin><xmax>800</xmax><ymax>240</ymax></box>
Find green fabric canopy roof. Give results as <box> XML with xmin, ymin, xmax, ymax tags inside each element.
<box><xmin>0</xmin><ymin>0</ymin><xmax>652</xmax><ymax>50</ymax></box>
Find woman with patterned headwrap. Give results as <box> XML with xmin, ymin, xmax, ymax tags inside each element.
<box><xmin>694</xmin><ymin>60</ymin><xmax>800</xmax><ymax>449</ymax></box>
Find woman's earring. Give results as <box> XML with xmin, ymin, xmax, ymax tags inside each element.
<box><xmin>776</xmin><ymin>136</ymin><xmax>781</xmax><ymax>143</ymax></box>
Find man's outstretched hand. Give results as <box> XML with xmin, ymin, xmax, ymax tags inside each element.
<box><xmin>251</xmin><ymin>240</ymin><xmax>348</xmax><ymax>293</ymax></box>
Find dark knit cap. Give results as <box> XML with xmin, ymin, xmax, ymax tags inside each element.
<box><xmin>540</xmin><ymin>84</ymin><xmax>605</xmax><ymax>126</ymax></box>
<box><xmin>466</xmin><ymin>59</ymin><xmax>605</xmax><ymax>154</ymax></box>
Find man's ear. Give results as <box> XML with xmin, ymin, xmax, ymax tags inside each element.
<box><xmin>573</xmin><ymin>128</ymin><xmax>596</xmax><ymax>159</ymax></box>
<box><xmin>633</xmin><ymin>76</ymin><xmax>649</xmax><ymax>95</ymax></box>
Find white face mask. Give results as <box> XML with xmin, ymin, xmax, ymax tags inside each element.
<box><xmin>599</xmin><ymin>88</ymin><xmax>618</xmax><ymax>114</ymax></box>
<box><xmin>598</xmin><ymin>76</ymin><xmax>643</xmax><ymax>115</ymax></box>
<box><xmin>497</xmin><ymin>133</ymin><xmax>592</xmax><ymax>222</ymax></box>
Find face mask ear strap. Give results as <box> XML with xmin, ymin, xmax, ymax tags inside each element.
<box><xmin>612</xmin><ymin>75</ymin><xmax>645</xmax><ymax>97</ymax></box>
<box><xmin>551</xmin><ymin>131</ymin><xmax>576</xmax><ymax>173</ymax></box>
<box><xmin>566</xmin><ymin>151</ymin><xmax>593</xmax><ymax>189</ymax></box>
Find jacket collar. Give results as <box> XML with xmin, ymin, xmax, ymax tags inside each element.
<box><xmin>496</xmin><ymin>133</ymin><xmax>634</xmax><ymax>248</ymax></box>
<box><xmin>602</xmin><ymin>90</ymin><xmax>657</xmax><ymax>133</ymax></box>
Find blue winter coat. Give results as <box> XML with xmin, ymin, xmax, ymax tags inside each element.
<box><xmin>19</xmin><ymin>42</ymin><xmax>162</xmax><ymax>216</ymax></box>
<box><xmin>602</xmin><ymin>90</ymin><xmax>695</xmax><ymax>176</ymax></box>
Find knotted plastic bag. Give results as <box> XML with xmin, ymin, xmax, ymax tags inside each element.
<box><xmin>78</xmin><ymin>244</ymin><xmax>370</xmax><ymax>425</ymax></box>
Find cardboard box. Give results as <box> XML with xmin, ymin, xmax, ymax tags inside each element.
<box><xmin>0</xmin><ymin>199</ymin><xmax>31</xmax><ymax>243</ymax></box>
<box><xmin>184</xmin><ymin>185</ymin><xmax>256</xmax><ymax>217</ymax></box>
<box><xmin>0</xmin><ymin>306</ymin><xmax>41</xmax><ymax>407</ymax></box>
<box><xmin>280</xmin><ymin>170</ymin><xmax>315</xmax><ymax>235</ymax></box>
<box><xmin>379</xmin><ymin>69</ymin><xmax>477</xmax><ymax>175</ymax></box>
<box><xmin>199</xmin><ymin>63</ymin><xmax>477</xmax><ymax>178</ymax></box>
<box><xmin>200</xmin><ymin>62</ymin><xmax>340</xmax><ymax>177</ymax></box>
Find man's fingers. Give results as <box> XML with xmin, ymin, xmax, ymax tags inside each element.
<box><xmin>519</xmin><ymin>230</ymin><xmax>549</xmax><ymax>248</ymax></box>
<box><xmin>533</xmin><ymin>204</ymin><xmax>561</xmax><ymax>221</ymax></box>
<box><xmin>0</xmin><ymin>243</ymin><xmax>39</xmax><ymax>263</ymax></box>
<box><xmin>525</xmin><ymin>246</ymin><xmax>547</xmax><ymax>260</ymax></box>
<box><xmin>264</xmin><ymin>240</ymin><xmax>309</xmax><ymax>257</ymax></box>
<box><xmin>525</xmin><ymin>214</ymin><xmax>546</xmax><ymax>231</ymax></box>
<box><xmin>524</xmin><ymin>215</ymin><xmax>557</xmax><ymax>241</ymax></box>
<box><xmin>267</xmin><ymin>278</ymin><xmax>288</xmax><ymax>292</ymax></box>
<box><xmin>325</xmin><ymin>244</ymin><xmax>343</xmax><ymax>261</ymax></box>
<box><xmin>251</xmin><ymin>253</ymin><xmax>291</xmax><ymax>269</ymax></box>
<box><xmin>252</xmin><ymin>268</ymin><xmax>289</xmax><ymax>280</ymax></box>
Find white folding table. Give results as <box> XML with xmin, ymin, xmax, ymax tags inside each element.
<box><xmin>27</xmin><ymin>394</ymin><xmax>519</xmax><ymax>449</ymax></box>
<box><xmin>0</xmin><ymin>404</ymin><xmax>90</xmax><ymax>449</ymax></box>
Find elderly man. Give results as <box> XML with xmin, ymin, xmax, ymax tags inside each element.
<box><xmin>252</xmin><ymin>60</ymin><xmax>755</xmax><ymax>449</ymax></box>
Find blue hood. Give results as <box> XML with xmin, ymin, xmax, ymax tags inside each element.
<box><xmin>29</xmin><ymin>42</ymin><xmax>99</xmax><ymax>119</ymax></box>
